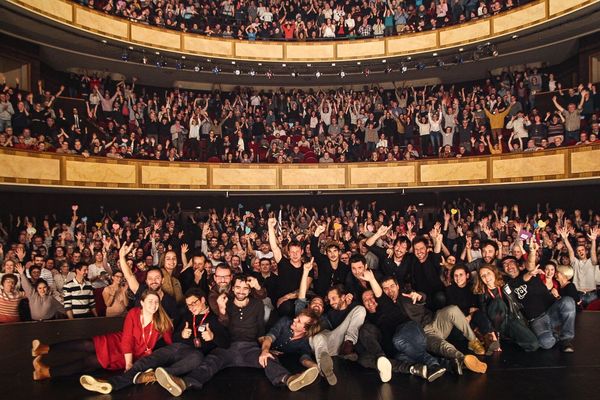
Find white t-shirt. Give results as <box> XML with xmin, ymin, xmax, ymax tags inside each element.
<box><xmin>571</xmin><ymin>258</ymin><xmax>600</xmax><ymax>292</ymax></box>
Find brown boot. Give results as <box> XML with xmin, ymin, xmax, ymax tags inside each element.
<box><xmin>133</xmin><ymin>369</ymin><xmax>156</xmax><ymax>385</ymax></box>
<box><xmin>32</xmin><ymin>340</ymin><xmax>49</xmax><ymax>357</ymax></box>
<box><xmin>33</xmin><ymin>356</ymin><xmax>50</xmax><ymax>381</ymax></box>
<box><xmin>483</xmin><ymin>333</ymin><xmax>500</xmax><ymax>356</ymax></box>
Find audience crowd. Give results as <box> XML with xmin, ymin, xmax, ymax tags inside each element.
<box><xmin>74</xmin><ymin>0</ymin><xmax>530</xmax><ymax>41</ymax></box>
<box><xmin>2</xmin><ymin>197</ymin><xmax>598</xmax><ymax>392</ymax></box>
<box><xmin>1</xmin><ymin>67</ymin><xmax>598</xmax><ymax>164</ymax></box>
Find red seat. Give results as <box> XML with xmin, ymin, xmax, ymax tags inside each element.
<box><xmin>303</xmin><ymin>157</ymin><xmax>318</xmax><ymax>163</ymax></box>
<box><xmin>207</xmin><ymin>156</ymin><xmax>221</xmax><ymax>162</ymax></box>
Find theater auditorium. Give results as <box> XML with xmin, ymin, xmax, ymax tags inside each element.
<box><xmin>0</xmin><ymin>1</ymin><xmax>599</xmax><ymax>399</ymax></box>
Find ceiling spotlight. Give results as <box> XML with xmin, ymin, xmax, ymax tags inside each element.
<box><xmin>234</xmin><ymin>69</ymin><xmax>241</xmax><ymax>75</ymax></box>
<box><xmin>101</xmin><ymin>39</ymin><xmax>107</xmax><ymax>44</ymax></box>
<box><xmin>121</xmin><ymin>50</ymin><xmax>129</xmax><ymax>62</ymax></box>
<box><xmin>340</xmin><ymin>70</ymin><xmax>346</xmax><ymax>78</ymax></box>
<box><xmin>249</xmin><ymin>69</ymin><xmax>256</xmax><ymax>76</ymax></box>
<box><xmin>357</xmin><ymin>61</ymin><xmax>361</xmax><ymax>65</ymax></box>
<box><xmin>206</xmin><ymin>59</ymin><xmax>211</xmax><ymax>63</ymax></box>
<box><xmin>382</xmin><ymin>59</ymin><xmax>387</xmax><ymax>63</ymax></box>
<box><xmin>432</xmin><ymin>52</ymin><xmax>438</xmax><ymax>57</ymax></box>
<box><xmin>459</xmin><ymin>47</ymin><xmax>464</xmax><ymax>52</ymax></box>
<box><xmin>331</xmin><ymin>63</ymin><xmax>336</xmax><ymax>67</ymax></box>
<box><xmin>231</xmin><ymin>61</ymin><xmax>236</xmax><ymax>65</ymax></box>
<box><xmin>258</xmin><ymin>63</ymin><xmax>262</xmax><ymax>66</ymax></box>
<box><xmin>155</xmin><ymin>51</ymin><xmax>160</xmax><ymax>55</ymax></box>
<box><xmin>212</xmin><ymin>66</ymin><xmax>221</xmax><ymax>74</ymax></box>
<box><xmin>307</xmin><ymin>63</ymin><xmax>312</xmax><ymax>67</ymax></box>
<box><xmin>281</xmin><ymin>63</ymin><xmax>286</xmax><ymax>67</ymax></box>
<box><xmin>512</xmin><ymin>34</ymin><xmax>519</xmax><ymax>39</ymax></box>
<box><xmin>194</xmin><ymin>64</ymin><xmax>201</xmax><ymax>72</ymax></box>
<box><xmin>266</xmin><ymin>70</ymin><xmax>273</xmax><ymax>79</ymax></box>
<box><xmin>128</xmin><ymin>46</ymin><xmax>134</xmax><ymax>50</ymax></box>
<box><xmin>407</xmin><ymin>56</ymin><xmax>412</xmax><ymax>61</ymax></box>
<box><xmin>315</xmin><ymin>71</ymin><xmax>322</xmax><ymax>78</ymax></box>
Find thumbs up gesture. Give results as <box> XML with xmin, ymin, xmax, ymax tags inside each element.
<box><xmin>181</xmin><ymin>321</ymin><xmax>192</xmax><ymax>339</ymax></box>
<box><xmin>201</xmin><ymin>323</ymin><xmax>214</xmax><ymax>342</ymax></box>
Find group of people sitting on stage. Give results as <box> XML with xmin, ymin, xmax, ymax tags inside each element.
<box><xmin>0</xmin><ymin>198</ymin><xmax>597</xmax><ymax>394</ymax></box>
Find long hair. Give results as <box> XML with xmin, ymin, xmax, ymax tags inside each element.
<box><xmin>140</xmin><ymin>289</ymin><xmax>173</xmax><ymax>334</ymax></box>
<box><xmin>473</xmin><ymin>264</ymin><xmax>505</xmax><ymax>295</ymax></box>
<box><xmin>297</xmin><ymin>308</ymin><xmax>322</xmax><ymax>337</ymax></box>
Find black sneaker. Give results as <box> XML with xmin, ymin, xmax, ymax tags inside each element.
<box><xmin>426</xmin><ymin>365</ymin><xmax>446</xmax><ymax>382</ymax></box>
<box><xmin>409</xmin><ymin>364</ymin><xmax>428</xmax><ymax>380</ymax></box>
<box><xmin>451</xmin><ymin>358</ymin><xmax>464</xmax><ymax>376</ymax></box>
<box><xmin>560</xmin><ymin>340</ymin><xmax>575</xmax><ymax>353</ymax></box>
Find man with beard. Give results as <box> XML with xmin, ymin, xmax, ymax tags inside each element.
<box><xmin>154</xmin><ymin>275</ymin><xmax>321</xmax><ymax>396</ymax></box>
<box><xmin>381</xmin><ymin>276</ymin><xmax>487</xmax><ymax>374</ymax></box>
<box><xmin>409</xmin><ymin>228</ymin><xmax>446</xmax><ymax>310</ymax></box>
<box><xmin>207</xmin><ymin>263</ymin><xmax>266</xmax><ymax>320</ymax></box>
<box><xmin>502</xmin><ymin>236</ymin><xmax>576</xmax><ymax>352</ymax></box>
<box><xmin>359</xmin><ymin>271</ymin><xmax>446</xmax><ymax>383</ymax></box>
<box><xmin>311</xmin><ymin>224</ymin><xmax>350</xmax><ymax>297</ymax></box>
<box><xmin>365</xmin><ymin>225</ymin><xmax>413</xmax><ymax>288</ymax></box>
<box><xmin>465</xmin><ymin>239</ymin><xmax>500</xmax><ymax>272</ymax></box>
<box><xmin>180</xmin><ymin>251</ymin><xmax>210</xmax><ymax>293</ymax></box>
<box><xmin>119</xmin><ymin>243</ymin><xmax>177</xmax><ymax>318</ymax></box>
<box><xmin>80</xmin><ymin>288</ymin><xmax>230</xmax><ymax>394</ymax></box>
<box><xmin>560</xmin><ymin>226</ymin><xmax>599</xmax><ymax>307</ymax></box>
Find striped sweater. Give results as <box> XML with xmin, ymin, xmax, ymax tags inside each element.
<box><xmin>63</xmin><ymin>278</ymin><xmax>95</xmax><ymax>316</ymax></box>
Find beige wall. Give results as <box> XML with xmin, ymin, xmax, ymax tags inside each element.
<box><xmin>0</xmin><ymin>146</ymin><xmax>597</xmax><ymax>191</ymax></box>
<box><xmin>9</xmin><ymin>0</ymin><xmax>598</xmax><ymax>63</ymax></box>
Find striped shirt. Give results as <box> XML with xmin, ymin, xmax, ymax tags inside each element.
<box><xmin>63</xmin><ymin>278</ymin><xmax>95</xmax><ymax>316</ymax></box>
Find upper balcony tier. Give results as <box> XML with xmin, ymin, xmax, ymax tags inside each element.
<box><xmin>4</xmin><ymin>0</ymin><xmax>600</xmax><ymax>64</ymax></box>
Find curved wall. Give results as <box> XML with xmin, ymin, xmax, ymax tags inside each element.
<box><xmin>8</xmin><ymin>0</ymin><xmax>599</xmax><ymax>63</ymax></box>
<box><xmin>1</xmin><ymin>146</ymin><xmax>598</xmax><ymax>191</ymax></box>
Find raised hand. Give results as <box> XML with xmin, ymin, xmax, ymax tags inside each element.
<box><xmin>314</xmin><ymin>225</ymin><xmax>326</xmax><ymax>237</ymax></box>
<box><xmin>119</xmin><ymin>242</ymin><xmax>134</xmax><ymax>259</ymax></box>
<box><xmin>303</xmin><ymin>257</ymin><xmax>314</xmax><ymax>273</ymax></box>
<box><xmin>402</xmin><ymin>291</ymin><xmax>423</xmax><ymax>304</ymax></box>
<box><xmin>267</xmin><ymin>217</ymin><xmax>277</xmax><ymax>229</ymax></box>
<box><xmin>201</xmin><ymin>323</ymin><xmax>214</xmax><ymax>342</ymax></box>
<box><xmin>181</xmin><ymin>322</ymin><xmax>192</xmax><ymax>339</ymax></box>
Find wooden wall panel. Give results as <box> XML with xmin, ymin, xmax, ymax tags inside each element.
<box><xmin>571</xmin><ymin>148</ymin><xmax>600</xmax><ymax>173</ymax></box>
<box><xmin>350</xmin><ymin>165</ymin><xmax>415</xmax><ymax>185</ymax></box>
<box><xmin>494</xmin><ymin>2</ymin><xmax>547</xmax><ymax>33</ymax></box>
<box><xmin>285</xmin><ymin>44</ymin><xmax>336</xmax><ymax>60</ymax></box>
<box><xmin>492</xmin><ymin>153</ymin><xmax>565</xmax><ymax>179</ymax></box>
<box><xmin>0</xmin><ymin>153</ymin><xmax>60</xmax><ymax>181</ymax></box>
<box><xmin>387</xmin><ymin>32</ymin><xmax>437</xmax><ymax>54</ymax></box>
<box><xmin>17</xmin><ymin>0</ymin><xmax>72</xmax><ymax>21</ymax></box>
<box><xmin>549</xmin><ymin>0</ymin><xmax>588</xmax><ymax>15</ymax></box>
<box><xmin>183</xmin><ymin>36</ymin><xmax>233</xmax><ymax>57</ymax></box>
<box><xmin>130</xmin><ymin>25</ymin><xmax>181</xmax><ymax>50</ymax></box>
<box><xmin>421</xmin><ymin>160</ymin><xmax>488</xmax><ymax>182</ymax></box>
<box><xmin>141</xmin><ymin>165</ymin><xmax>208</xmax><ymax>186</ymax></box>
<box><xmin>439</xmin><ymin>20</ymin><xmax>490</xmax><ymax>47</ymax></box>
<box><xmin>235</xmin><ymin>42</ymin><xmax>283</xmax><ymax>59</ymax></box>
<box><xmin>75</xmin><ymin>8</ymin><xmax>128</xmax><ymax>39</ymax></box>
<box><xmin>336</xmin><ymin>41</ymin><xmax>385</xmax><ymax>59</ymax></box>
<box><xmin>281</xmin><ymin>167</ymin><xmax>346</xmax><ymax>187</ymax></box>
<box><xmin>65</xmin><ymin>160</ymin><xmax>136</xmax><ymax>184</ymax></box>
<box><xmin>212</xmin><ymin>167</ymin><xmax>278</xmax><ymax>187</ymax></box>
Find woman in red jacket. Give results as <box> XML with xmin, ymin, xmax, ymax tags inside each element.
<box><xmin>31</xmin><ymin>289</ymin><xmax>173</xmax><ymax>380</ymax></box>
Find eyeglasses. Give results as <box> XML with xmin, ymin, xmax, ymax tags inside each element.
<box><xmin>186</xmin><ymin>298</ymin><xmax>201</xmax><ymax>308</ymax></box>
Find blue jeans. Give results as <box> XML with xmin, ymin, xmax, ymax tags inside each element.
<box><xmin>430</xmin><ymin>131</ymin><xmax>442</xmax><ymax>155</ymax></box>
<box><xmin>579</xmin><ymin>290</ymin><xmax>598</xmax><ymax>308</ymax></box>
<box><xmin>529</xmin><ymin>297</ymin><xmax>576</xmax><ymax>349</ymax></box>
<box><xmin>392</xmin><ymin>320</ymin><xmax>440</xmax><ymax>367</ymax></box>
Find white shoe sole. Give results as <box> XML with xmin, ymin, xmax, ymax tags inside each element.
<box><xmin>80</xmin><ymin>375</ymin><xmax>112</xmax><ymax>394</ymax></box>
<box><xmin>32</xmin><ymin>339</ymin><xmax>40</xmax><ymax>357</ymax></box>
<box><xmin>377</xmin><ymin>356</ymin><xmax>392</xmax><ymax>383</ymax></box>
<box><xmin>288</xmin><ymin>367</ymin><xmax>319</xmax><ymax>392</ymax></box>
<box><xmin>155</xmin><ymin>367</ymin><xmax>184</xmax><ymax>396</ymax></box>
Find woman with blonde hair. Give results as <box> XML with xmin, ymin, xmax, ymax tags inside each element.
<box><xmin>31</xmin><ymin>289</ymin><xmax>173</xmax><ymax>380</ymax></box>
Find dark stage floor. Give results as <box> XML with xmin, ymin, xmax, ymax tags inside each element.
<box><xmin>2</xmin><ymin>313</ymin><xmax>599</xmax><ymax>400</ymax></box>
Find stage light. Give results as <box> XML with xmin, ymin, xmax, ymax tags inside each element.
<box><xmin>194</xmin><ymin>64</ymin><xmax>201</xmax><ymax>72</ymax></box>
<box><xmin>291</xmin><ymin>71</ymin><xmax>299</xmax><ymax>77</ymax></box>
<box><xmin>385</xmin><ymin>66</ymin><xmax>392</xmax><ymax>74</ymax></box>
<box><xmin>400</xmin><ymin>63</ymin><xmax>408</xmax><ymax>73</ymax></box>
<box><xmin>121</xmin><ymin>50</ymin><xmax>129</xmax><ymax>62</ymax></box>
<box><xmin>315</xmin><ymin>71</ymin><xmax>322</xmax><ymax>78</ymax></box>
<box><xmin>340</xmin><ymin>70</ymin><xmax>346</xmax><ymax>78</ymax></box>
<box><xmin>234</xmin><ymin>69</ymin><xmax>241</xmax><ymax>75</ymax></box>
<box><xmin>212</xmin><ymin>66</ymin><xmax>221</xmax><ymax>74</ymax></box>
<box><xmin>266</xmin><ymin>70</ymin><xmax>273</xmax><ymax>79</ymax></box>
<box><xmin>249</xmin><ymin>69</ymin><xmax>256</xmax><ymax>76</ymax></box>
<box><xmin>363</xmin><ymin>68</ymin><xmax>370</xmax><ymax>76</ymax></box>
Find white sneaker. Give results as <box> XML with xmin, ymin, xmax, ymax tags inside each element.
<box><xmin>377</xmin><ymin>356</ymin><xmax>392</xmax><ymax>383</ymax></box>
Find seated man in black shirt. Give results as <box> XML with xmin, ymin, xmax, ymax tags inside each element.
<box><xmin>358</xmin><ymin>270</ymin><xmax>446</xmax><ymax>383</ymax></box>
<box><xmin>502</xmin><ymin>240</ymin><xmax>576</xmax><ymax>352</ymax></box>
<box><xmin>154</xmin><ymin>275</ymin><xmax>321</xmax><ymax>396</ymax></box>
<box><xmin>80</xmin><ymin>288</ymin><xmax>230</xmax><ymax>394</ymax></box>
<box><xmin>365</xmin><ymin>225</ymin><xmax>413</xmax><ymax>287</ymax></box>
